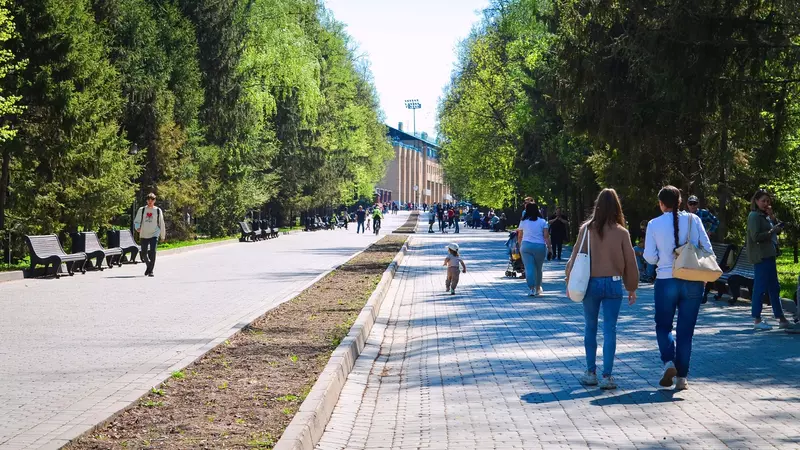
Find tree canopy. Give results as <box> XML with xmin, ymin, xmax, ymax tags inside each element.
<box><xmin>0</xmin><ymin>0</ymin><xmax>392</xmax><ymax>259</ymax></box>
<box><xmin>438</xmin><ymin>0</ymin><xmax>800</xmax><ymax>242</ymax></box>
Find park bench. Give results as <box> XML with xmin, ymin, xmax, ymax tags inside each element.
<box><xmin>72</xmin><ymin>231</ymin><xmax>123</xmax><ymax>270</ymax></box>
<box><xmin>703</xmin><ymin>243</ymin><xmax>736</xmax><ymax>303</ymax></box>
<box><xmin>114</xmin><ymin>230</ymin><xmax>141</xmax><ymax>263</ymax></box>
<box><xmin>261</xmin><ymin>220</ymin><xmax>278</xmax><ymax>239</ymax></box>
<box><xmin>25</xmin><ymin>234</ymin><xmax>87</xmax><ymax>278</ymax></box>
<box><xmin>239</xmin><ymin>221</ymin><xmax>256</xmax><ymax>242</ymax></box>
<box><xmin>252</xmin><ymin>222</ymin><xmax>265</xmax><ymax>241</ymax></box>
<box><xmin>714</xmin><ymin>247</ymin><xmax>756</xmax><ymax>305</ymax></box>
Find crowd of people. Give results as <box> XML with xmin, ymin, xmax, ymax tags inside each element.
<box><xmin>546</xmin><ymin>186</ymin><xmax>797</xmax><ymax>391</ymax></box>
<box><xmin>440</xmin><ymin>185</ymin><xmax>798</xmax><ymax>391</ymax></box>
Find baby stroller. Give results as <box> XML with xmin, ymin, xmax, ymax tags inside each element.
<box><xmin>504</xmin><ymin>231</ymin><xmax>525</xmax><ymax>278</ymax></box>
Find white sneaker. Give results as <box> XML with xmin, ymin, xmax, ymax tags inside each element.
<box><xmin>537</xmin><ymin>286</ymin><xmax>544</xmax><ymax>295</ymax></box>
<box><xmin>580</xmin><ymin>371</ymin><xmax>598</xmax><ymax>386</ymax></box>
<box><xmin>660</xmin><ymin>361</ymin><xmax>677</xmax><ymax>387</ymax></box>
<box><xmin>599</xmin><ymin>375</ymin><xmax>617</xmax><ymax>390</ymax></box>
<box><xmin>754</xmin><ymin>320</ymin><xmax>773</xmax><ymax>331</ymax></box>
<box><xmin>674</xmin><ymin>377</ymin><xmax>689</xmax><ymax>390</ymax></box>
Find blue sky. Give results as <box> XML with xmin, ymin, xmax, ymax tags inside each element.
<box><xmin>324</xmin><ymin>0</ymin><xmax>490</xmax><ymax>139</ymax></box>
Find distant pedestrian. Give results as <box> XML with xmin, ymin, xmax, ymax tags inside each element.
<box><xmin>644</xmin><ymin>185</ymin><xmax>712</xmax><ymax>390</ymax></box>
<box><xmin>687</xmin><ymin>195</ymin><xmax>719</xmax><ymax>238</ymax></box>
<box><xmin>447</xmin><ymin>207</ymin><xmax>455</xmax><ymax>228</ymax></box>
<box><xmin>548</xmin><ymin>207</ymin><xmax>569</xmax><ymax>261</ymax></box>
<box><xmin>355</xmin><ymin>206</ymin><xmax>366</xmax><ymax>234</ymax></box>
<box><xmin>747</xmin><ymin>189</ymin><xmax>794</xmax><ymax>331</ymax></box>
<box><xmin>566</xmin><ymin>189</ymin><xmax>638</xmax><ymax>390</ymax></box>
<box><xmin>517</xmin><ymin>202</ymin><xmax>551</xmax><ymax>296</ymax></box>
<box><xmin>134</xmin><ymin>193</ymin><xmax>166</xmax><ymax>277</ymax></box>
<box><xmin>437</xmin><ymin>206</ymin><xmax>447</xmax><ymax>233</ymax></box>
<box><xmin>428</xmin><ymin>210</ymin><xmax>436</xmax><ymax>233</ymax></box>
<box><xmin>443</xmin><ymin>243</ymin><xmax>467</xmax><ymax>295</ymax></box>
<box><xmin>472</xmin><ymin>208</ymin><xmax>480</xmax><ymax>229</ymax></box>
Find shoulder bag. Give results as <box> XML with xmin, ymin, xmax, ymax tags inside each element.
<box><xmin>567</xmin><ymin>226</ymin><xmax>591</xmax><ymax>302</ymax></box>
<box><xmin>672</xmin><ymin>213</ymin><xmax>722</xmax><ymax>282</ymax></box>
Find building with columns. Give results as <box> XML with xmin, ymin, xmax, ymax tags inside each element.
<box><xmin>375</xmin><ymin>124</ymin><xmax>451</xmax><ymax>206</ymax></box>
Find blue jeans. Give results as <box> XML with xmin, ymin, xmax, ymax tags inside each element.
<box><xmin>454</xmin><ymin>220</ymin><xmax>460</xmax><ymax>233</ymax></box>
<box><xmin>356</xmin><ymin>221</ymin><xmax>364</xmax><ymax>233</ymax></box>
<box><xmin>654</xmin><ymin>278</ymin><xmax>704</xmax><ymax>377</ymax></box>
<box><xmin>752</xmin><ymin>256</ymin><xmax>785</xmax><ymax>319</ymax></box>
<box><xmin>583</xmin><ymin>277</ymin><xmax>623</xmax><ymax>376</ymax></box>
<box><xmin>520</xmin><ymin>242</ymin><xmax>546</xmax><ymax>291</ymax></box>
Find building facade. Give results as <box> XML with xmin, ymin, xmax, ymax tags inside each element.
<box><xmin>376</xmin><ymin>125</ymin><xmax>451</xmax><ymax>206</ymax></box>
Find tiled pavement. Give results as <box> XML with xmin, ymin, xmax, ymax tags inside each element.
<box><xmin>0</xmin><ymin>213</ymin><xmax>408</xmax><ymax>450</ymax></box>
<box><xmin>317</xmin><ymin>224</ymin><xmax>800</xmax><ymax>449</ymax></box>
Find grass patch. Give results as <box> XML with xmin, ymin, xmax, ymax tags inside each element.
<box><xmin>66</xmin><ymin>235</ymin><xmax>407</xmax><ymax>450</ymax></box>
<box><xmin>158</xmin><ymin>235</ymin><xmax>236</xmax><ymax>251</ymax></box>
<box><xmin>777</xmin><ymin>253</ymin><xmax>799</xmax><ymax>300</ymax></box>
<box><xmin>0</xmin><ymin>256</ymin><xmax>29</xmax><ymax>272</ymax></box>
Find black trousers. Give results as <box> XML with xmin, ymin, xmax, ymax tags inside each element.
<box><xmin>551</xmin><ymin>238</ymin><xmax>564</xmax><ymax>260</ymax></box>
<box><xmin>141</xmin><ymin>237</ymin><xmax>158</xmax><ymax>274</ymax></box>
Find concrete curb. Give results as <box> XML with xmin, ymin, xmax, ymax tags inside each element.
<box><xmin>0</xmin><ymin>270</ymin><xmax>24</xmax><ymax>283</ymax></box>
<box><xmin>274</xmin><ymin>237</ymin><xmax>410</xmax><ymax>450</ymax></box>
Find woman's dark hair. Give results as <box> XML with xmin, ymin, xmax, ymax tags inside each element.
<box><xmin>585</xmin><ymin>188</ymin><xmax>626</xmax><ymax>240</ymax></box>
<box><xmin>751</xmin><ymin>189</ymin><xmax>771</xmax><ymax>212</ymax></box>
<box><xmin>523</xmin><ymin>202</ymin><xmax>541</xmax><ymax>221</ymax></box>
<box><xmin>658</xmin><ymin>185</ymin><xmax>682</xmax><ymax>251</ymax></box>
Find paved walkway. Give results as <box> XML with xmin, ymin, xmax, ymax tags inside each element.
<box><xmin>0</xmin><ymin>212</ymin><xmax>408</xmax><ymax>450</ymax></box>
<box><xmin>317</xmin><ymin>224</ymin><xmax>800</xmax><ymax>449</ymax></box>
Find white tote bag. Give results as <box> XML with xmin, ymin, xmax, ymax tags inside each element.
<box><xmin>567</xmin><ymin>226</ymin><xmax>591</xmax><ymax>302</ymax></box>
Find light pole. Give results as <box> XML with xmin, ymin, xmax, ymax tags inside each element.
<box><xmin>404</xmin><ymin>99</ymin><xmax>421</xmax><ymax>136</ymax></box>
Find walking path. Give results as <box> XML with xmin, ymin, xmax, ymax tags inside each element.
<box><xmin>0</xmin><ymin>212</ymin><xmax>407</xmax><ymax>450</ymax></box>
<box><xmin>317</xmin><ymin>224</ymin><xmax>800</xmax><ymax>449</ymax></box>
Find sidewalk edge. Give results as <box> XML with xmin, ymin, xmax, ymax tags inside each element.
<box><xmin>274</xmin><ymin>237</ymin><xmax>410</xmax><ymax>450</ymax></box>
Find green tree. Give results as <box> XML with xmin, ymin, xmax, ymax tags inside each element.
<box><xmin>93</xmin><ymin>0</ymin><xmax>205</xmax><ymax>238</ymax></box>
<box><xmin>0</xmin><ymin>0</ymin><xmax>25</xmax><ymax>261</ymax></box>
<box><xmin>4</xmin><ymin>0</ymin><xmax>137</xmax><ymax>238</ymax></box>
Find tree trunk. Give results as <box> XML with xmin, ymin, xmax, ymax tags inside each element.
<box><xmin>0</xmin><ymin>147</ymin><xmax>9</xmax><ymax>264</ymax></box>
<box><xmin>716</xmin><ymin>102</ymin><xmax>731</xmax><ymax>242</ymax></box>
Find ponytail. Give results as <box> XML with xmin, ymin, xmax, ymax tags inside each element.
<box><xmin>672</xmin><ymin>207</ymin><xmax>679</xmax><ymax>252</ymax></box>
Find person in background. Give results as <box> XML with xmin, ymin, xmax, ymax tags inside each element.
<box><xmin>548</xmin><ymin>207</ymin><xmax>569</xmax><ymax>261</ymax></box>
<box><xmin>517</xmin><ymin>202</ymin><xmax>552</xmax><ymax>297</ymax></box>
<box><xmin>491</xmin><ymin>214</ymin><xmax>501</xmax><ymax>231</ymax></box>
<box><xmin>372</xmin><ymin>205</ymin><xmax>383</xmax><ymax>233</ymax></box>
<box><xmin>428</xmin><ymin>208</ymin><xmax>436</xmax><ymax>233</ymax></box>
<box><xmin>746</xmin><ymin>189</ymin><xmax>795</xmax><ymax>331</ymax></box>
<box><xmin>687</xmin><ymin>195</ymin><xmax>719</xmax><ymax>239</ymax></box>
<box><xmin>437</xmin><ymin>205</ymin><xmax>447</xmax><ymax>233</ymax></box>
<box><xmin>644</xmin><ymin>186</ymin><xmax>712</xmax><ymax>390</ymax></box>
<box><xmin>472</xmin><ymin>208</ymin><xmax>481</xmax><ymax>229</ymax></box>
<box><xmin>521</xmin><ymin>196</ymin><xmax>533</xmax><ymax>220</ymax></box>
<box><xmin>134</xmin><ymin>193</ymin><xmax>166</xmax><ymax>277</ymax></box>
<box><xmin>447</xmin><ymin>207</ymin><xmax>455</xmax><ymax>229</ymax></box>
<box><xmin>633</xmin><ymin>238</ymin><xmax>656</xmax><ymax>283</ymax></box>
<box><xmin>355</xmin><ymin>206</ymin><xmax>366</xmax><ymax>234</ymax></box>
<box><xmin>566</xmin><ymin>188</ymin><xmax>638</xmax><ymax>390</ymax></box>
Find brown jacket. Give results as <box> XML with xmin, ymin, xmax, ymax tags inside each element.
<box><xmin>566</xmin><ymin>223</ymin><xmax>639</xmax><ymax>292</ymax></box>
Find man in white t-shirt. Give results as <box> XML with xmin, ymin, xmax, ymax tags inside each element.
<box><xmin>134</xmin><ymin>193</ymin><xmax>166</xmax><ymax>277</ymax></box>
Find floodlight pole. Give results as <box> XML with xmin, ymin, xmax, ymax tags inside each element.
<box><xmin>404</xmin><ymin>99</ymin><xmax>421</xmax><ymax>136</ymax></box>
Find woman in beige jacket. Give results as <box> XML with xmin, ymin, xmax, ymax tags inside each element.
<box><xmin>566</xmin><ymin>188</ymin><xmax>639</xmax><ymax>390</ymax></box>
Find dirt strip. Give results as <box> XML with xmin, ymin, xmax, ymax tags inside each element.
<box><xmin>66</xmin><ymin>235</ymin><xmax>407</xmax><ymax>450</ymax></box>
